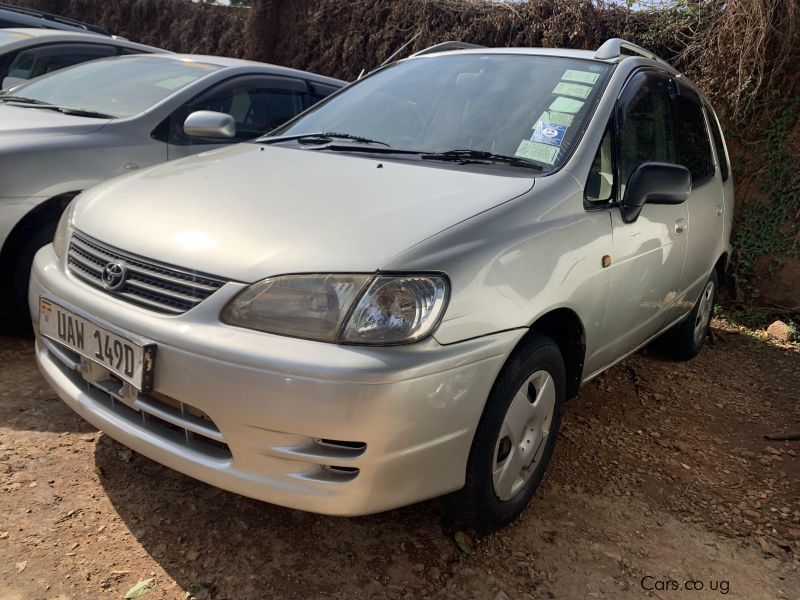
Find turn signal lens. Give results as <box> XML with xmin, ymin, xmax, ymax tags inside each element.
<box><xmin>340</xmin><ymin>275</ymin><xmax>448</xmax><ymax>345</ymax></box>
<box><xmin>52</xmin><ymin>199</ymin><xmax>76</xmax><ymax>260</ymax></box>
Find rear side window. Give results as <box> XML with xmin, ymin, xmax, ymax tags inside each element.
<box><xmin>672</xmin><ymin>84</ymin><xmax>714</xmax><ymax>183</ymax></box>
<box><xmin>309</xmin><ymin>81</ymin><xmax>340</xmax><ymax>103</ymax></box>
<box><xmin>5</xmin><ymin>43</ymin><xmax>116</xmax><ymax>83</ymax></box>
<box><xmin>704</xmin><ymin>102</ymin><xmax>729</xmax><ymax>181</ymax></box>
<box><xmin>119</xmin><ymin>47</ymin><xmax>152</xmax><ymax>56</ymax></box>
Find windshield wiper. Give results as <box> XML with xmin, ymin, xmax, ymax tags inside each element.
<box><xmin>257</xmin><ymin>131</ymin><xmax>391</xmax><ymax>147</ymax></box>
<box><xmin>0</xmin><ymin>97</ymin><xmax>113</xmax><ymax>118</ymax></box>
<box><xmin>0</xmin><ymin>95</ymin><xmax>54</xmax><ymax>106</ymax></box>
<box><xmin>421</xmin><ymin>149</ymin><xmax>543</xmax><ymax>170</ymax></box>
<box><xmin>307</xmin><ymin>143</ymin><xmax>424</xmax><ymax>155</ymax></box>
<box><xmin>55</xmin><ymin>107</ymin><xmax>114</xmax><ymax>119</ymax></box>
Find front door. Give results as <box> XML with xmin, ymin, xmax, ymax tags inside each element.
<box><xmin>594</xmin><ymin>69</ymin><xmax>689</xmax><ymax>366</ymax></box>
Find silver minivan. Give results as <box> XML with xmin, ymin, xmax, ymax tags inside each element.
<box><xmin>30</xmin><ymin>39</ymin><xmax>733</xmax><ymax>530</ymax></box>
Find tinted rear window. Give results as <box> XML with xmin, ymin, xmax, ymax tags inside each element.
<box><xmin>704</xmin><ymin>103</ymin><xmax>729</xmax><ymax>181</ymax></box>
<box><xmin>673</xmin><ymin>84</ymin><xmax>714</xmax><ymax>183</ymax></box>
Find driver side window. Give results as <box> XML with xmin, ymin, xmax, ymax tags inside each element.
<box><xmin>617</xmin><ymin>70</ymin><xmax>676</xmax><ymax>200</ymax></box>
<box><xmin>159</xmin><ymin>75</ymin><xmax>309</xmax><ymax>146</ymax></box>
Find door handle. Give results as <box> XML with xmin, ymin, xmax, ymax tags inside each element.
<box><xmin>716</xmin><ymin>204</ymin><xmax>724</xmax><ymax>216</ymax></box>
<box><xmin>674</xmin><ymin>218</ymin><xmax>687</xmax><ymax>234</ymax></box>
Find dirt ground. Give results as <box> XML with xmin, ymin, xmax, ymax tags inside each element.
<box><xmin>1</xmin><ymin>320</ymin><xmax>798</xmax><ymax>600</ymax></box>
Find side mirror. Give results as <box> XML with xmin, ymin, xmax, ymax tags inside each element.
<box><xmin>183</xmin><ymin>110</ymin><xmax>236</xmax><ymax>139</ymax></box>
<box><xmin>621</xmin><ymin>162</ymin><xmax>691</xmax><ymax>223</ymax></box>
<box><xmin>2</xmin><ymin>76</ymin><xmax>26</xmax><ymax>90</ymax></box>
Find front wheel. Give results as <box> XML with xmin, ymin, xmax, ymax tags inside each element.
<box><xmin>443</xmin><ymin>333</ymin><xmax>565</xmax><ymax>531</ymax></box>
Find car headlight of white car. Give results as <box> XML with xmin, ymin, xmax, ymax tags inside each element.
<box><xmin>52</xmin><ymin>200</ymin><xmax>77</xmax><ymax>260</ymax></box>
<box><xmin>221</xmin><ymin>273</ymin><xmax>449</xmax><ymax>345</ymax></box>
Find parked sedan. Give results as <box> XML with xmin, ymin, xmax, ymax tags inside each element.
<box><xmin>31</xmin><ymin>39</ymin><xmax>732</xmax><ymax>530</ymax></box>
<box><xmin>0</xmin><ymin>53</ymin><xmax>344</xmax><ymax>320</ymax></box>
<box><xmin>0</xmin><ymin>2</ymin><xmax>111</xmax><ymax>35</ymax></box>
<box><xmin>0</xmin><ymin>28</ymin><xmax>162</xmax><ymax>89</ymax></box>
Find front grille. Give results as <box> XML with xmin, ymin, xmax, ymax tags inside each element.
<box><xmin>67</xmin><ymin>232</ymin><xmax>227</xmax><ymax>315</ymax></box>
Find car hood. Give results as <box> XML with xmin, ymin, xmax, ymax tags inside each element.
<box><xmin>0</xmin><ymin>103</ymin><xmax>107</xmax><ymax>140</ymax></box>
<box><xmin>74</xmin><ymin>144</ymin><xmax>535</xmax><ymax>282</ymax></box>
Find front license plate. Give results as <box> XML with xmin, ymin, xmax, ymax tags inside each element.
<box><xmin>39</xmin><ymin>297</ymin><xmax>156</xmax><ymax>392</ymax></box>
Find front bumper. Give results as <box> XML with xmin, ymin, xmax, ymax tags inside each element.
<box><xmin>30</xmin><ymin>244</ymin><xmax>523</xmax><ymax>515</ymax></box>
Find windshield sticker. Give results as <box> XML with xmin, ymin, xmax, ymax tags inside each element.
<box><xmin>515</xmin><ymin>140</ymin><xmax>558</xmax><ymax>165</ymax></box>
<box><xmin>549</xmin><ymin>96</ymin><xmax>584</xmax><ymax>114</ymax></box>
<box><xmin>531</xmin><ymin>122</ymin><xmax>566</xmax><ymax>147</ymax></box>
<box><xmin>562</xmin><ymin>69</ymin><xmax>599</xmax><ymax>85</ymax></box>
<box><xmin>536</xmin><ymin>111</ymin><xmax>574</xmax><ymax>127</ymax></box>
<box><xmin>552</xmin><ymin>81</ymin><xmax>592</xmax><ymax>100</ymax></box>
<box><xmin>155</xmin><ymin>75</ymin><xmax>200</xmax><ymax>91</ymax></box>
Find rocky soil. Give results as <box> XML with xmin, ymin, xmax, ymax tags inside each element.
<box><xmin>1</xmin><ymin>320</ymin><xmax>798</xmax><ymax>599</ymax></box>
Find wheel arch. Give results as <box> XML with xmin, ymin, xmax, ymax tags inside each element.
<box><xmin>0</xmin><ymin>191</ymin><xmax>80</xmax><ymax>283</ymax></box>
<box><xmin>714</xmin><ymin>251</ymin><xmax>729</xmax><ymax>286</ymax></box>
<box><xmin>509</xmin><ymin>307</ymin><xmax>587</xmax><ymax>399</ymax></box>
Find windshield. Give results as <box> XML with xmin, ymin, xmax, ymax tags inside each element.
<box><xmin>0</xmin><ymin>31</ymin><xmax>34</xmax><ymax>46</ymax></box>
<box><xmin>273</xmin><ymin>54</ymin><xmax>611</xmax><ymax>170</ymax></box>
<box><xmin>1</xmin><ymin>56</ymin><xmax>220</xmax><ymax>118</ymax></box>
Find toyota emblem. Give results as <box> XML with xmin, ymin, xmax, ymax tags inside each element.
<box><xmin>101</xmin><ymin>261</ymin><xmax>128</xmax><ymax>291</ymax></box>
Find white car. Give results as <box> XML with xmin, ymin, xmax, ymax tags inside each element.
<box><xmin>0</xmin><ymin>28</ymin><xmax>163</xmax><ymax>89</ymax></box>
<box><xmin>0</xmin><ymin>52</ymin><xmax>344</xmax><ymax>321</ymax></box>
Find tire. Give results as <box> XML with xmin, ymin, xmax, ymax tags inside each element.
<box><xmin>9</xmin><ymin>220</ymin><xmax>58</xmax><ymax>328</ymax></box>
<box><xmin>657</xmin><ymin>270</ymin><xmax>718</xmax><ymax>361</ymax></box>
<box><xmin>443</xmin><ymin>332</ymin><xmax>565</xmax><ymax>531</ymax></box>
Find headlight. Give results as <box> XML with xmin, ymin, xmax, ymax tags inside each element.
<box><xmin>340</xmin><ymin>275</ymin><xmax>448</xmax><ymax>344</ymax></box>
<box><xmin>52</xmin><ymin>200</ymin><xmax>76</xmax><ymax>260</ymax></box>
<box><xmin>221</xmin><ymin>274</ymin><xmax>372</xmax><ymax>342</ymax></box>
<box><xmin>221</xmin><ymin>273</ymin><xmax>449</xmax><ymax>345</ymax></box>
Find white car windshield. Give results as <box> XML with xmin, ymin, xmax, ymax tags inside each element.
<box><xmin>0</xmin><ymin>30</ymin><xmax>34</xmax><ymax>45</ymax></box>
<box><xmin>273</xmin><ymin>54</ymin><xmax>612</xmax><ymax>171</ymax></box>
<box><xmin>0</xmin><ymin>56</ymin><xmax>220</xmax><ymax>118</ymax></box>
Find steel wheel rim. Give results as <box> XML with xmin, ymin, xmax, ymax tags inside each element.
<box><xmin>693</xmin><ymin>280</ymin><xmax>715</xmax><ymax>346</ymax></box>
<box><xmin>492</xmin><ymin>369</ymin><xmax>556</xmax><ymax>501</ymax></box>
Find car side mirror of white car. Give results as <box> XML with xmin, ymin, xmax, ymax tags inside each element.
<box><xmin>183</xmin><ymin>110</ymin><xmax>236</xmax><ymax>139</ymax></box>
<box><xmin>1</xmin><ymin>76</ymin><xmax>26</xmax><ymax>90</ymax></box>
<box><xmin>621</xmin><ymin>162</ymin><xmax>691</xmax><ymax>223</ymax></box>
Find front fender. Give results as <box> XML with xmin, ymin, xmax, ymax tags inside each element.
<box><xmin>381</xmin><ymin>175</ymin><xmax>613</xmax><ymax>376</ymax></box>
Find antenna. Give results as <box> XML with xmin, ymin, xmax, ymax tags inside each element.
<box><xmin>357</xmin><ymin>30</ymin><xmax>422</xmax><ymax>80</ymax></box>
<box><xmin>380</xmin><ymin>30</ymin><xmax>423</xmax><ymax>67</ymax></box>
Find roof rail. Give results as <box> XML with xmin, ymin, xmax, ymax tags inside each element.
<box><xmin>0</xmin><ymin>2</ymin><xmax>111</xmax><ymax>35</ymax></box>
<box><xmin>411</xmin><ymin>41</ymin><xmax>485</xmax><ymax>58</ymax></box>
<box><xmin>594</xmin><ymin>38</ymin><xmax>670</xmax><ymax>66</ymax></box>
